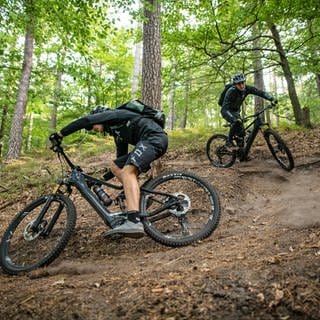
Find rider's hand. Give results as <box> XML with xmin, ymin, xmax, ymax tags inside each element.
<box><xmin>49</xmin><ymin>132</ymin><xmax>62</xmax><ymax>148</ymax></box>
<box><xmin>271</xmin><ymin>98</ymin><xmax>278</xmax><ymax>106</ymax></box>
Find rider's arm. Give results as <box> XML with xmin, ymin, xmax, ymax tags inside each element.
<box><xmin>59</xmin><ymin>110</ymin><xmax>140</xmax><ymax>138</ymax></box>
<box><xmin>59</xmin><ymin>117</ymin><xmax>93</xmax><ymax>137</ymax></box>
<box><xmin>59</xmin><ymin>110</ymin><xmax>120</xmax><ymax>137</ymax></box>
<box><xmin>246</xmin><ymin>85</ymin><xmax>274</xmax><ymax>101</ymax></box>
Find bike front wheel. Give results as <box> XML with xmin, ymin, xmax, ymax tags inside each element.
<box><xmin>0</xmin><ymin>194</ymin><xmax>76</xmax><ymax>274</ymax></box>
<box><xmin>206</xmin><ymin>134</ymin><xmax>236</xmax><ymax>168</ymax></box>
<box><xmin>263</xmin><ymin>128</ymin><xmax>294</xmax><ymax>171</ymax></box>
<box><xmin>140</xmin><ymin>171</ymin><xmax>221</xmax><ymax>247</ymax></box>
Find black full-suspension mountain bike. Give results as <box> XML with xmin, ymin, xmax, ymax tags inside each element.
<box><xmin>206</xmin><ymin>103</ymin><xmax>294</xmax><ymax>171</ymax></box>
<box><xmin>0</xmin><ymin>138</ymin><xmax>221</xmax><ymax>275</ymax></box>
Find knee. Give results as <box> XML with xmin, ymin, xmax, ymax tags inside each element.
<box><xmin>110</xmin><ymin>161</ymin><xmax>122</xmax><ymax>178</ymax></box>
<box><xmin>111</xmin><ymin>162</ymin><xmax>138</xmax><ymax>180</ymax></box>
<box><xmin>122</xmin><ymin>165</ymin><xmax>139</xmax><ymax>177</ymax></box>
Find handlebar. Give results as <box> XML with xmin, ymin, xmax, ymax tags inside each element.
<box><xmin>48</xmin><ymin>136</ymin><xmax>77</xmax><ymax>170</ymax></box>
<box><xmin>49</xmin><ymin>133</ymin><xmax>62</xmax><ymax>152</ymax></box>
<box><xmin>256</xmin><ymin>102</ymin><xmax>276</xmax><ymax>115</ymax></box>
<box><xmin>48</xmin><ymin>136</ymin><xmax>121</xmax><ymax>189</ymax></box>
<box><xmin>243</xmin><ymin>103</ymin><xmax>276</xmax><ymax>122</ymax></box>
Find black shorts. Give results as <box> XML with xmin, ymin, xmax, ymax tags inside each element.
<box><xmin>113</xmin><ymin>133</ymin><xmax>168</xmax><ymax>173</ymax></box>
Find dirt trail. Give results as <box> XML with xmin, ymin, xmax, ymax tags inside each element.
<box><xmin>0</xmin><ymin>129</ymin><xmax>319</xmax><ymax>320</ymax></box>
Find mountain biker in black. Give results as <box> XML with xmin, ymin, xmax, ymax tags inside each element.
<box><xmin>221</xmin><ymin>73</ymin><xmax>276</xmax><ymax>147</ymax></box>
<box><xmin>50</xmin><ymin>105</ymin><xmax>168</xmax><ymax>238</ymax></box>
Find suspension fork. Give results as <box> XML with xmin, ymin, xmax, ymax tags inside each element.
<box><xmin>31</xmin><ymin>194</ymin><xmax>57</xmax><ymax>233</ymax></box>
<box><xmin>42</xmin><ymin>197</ymin><xmax>66</xmax><ymax>236</ymax></box>
<box><xmin>31</xmin><ymin>182</ymin><xmax>72</xmax><ymax>235</ymax></box>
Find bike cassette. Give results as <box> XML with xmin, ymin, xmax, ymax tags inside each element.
<box><xmin>169</xmin><ymin>193</ymin><xmax>191</xmax><ymax>216</ymax></box>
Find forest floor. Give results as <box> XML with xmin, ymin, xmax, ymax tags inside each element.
<box><xmin>0</xmin><ymin>128</ymin><xmax>319</xmax><ymax>320</ymax></box>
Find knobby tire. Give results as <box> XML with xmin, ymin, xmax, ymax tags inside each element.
<box><xmin>0</xmin><ymin>194</ymin><xmax>76</xmax><ymax>274</ymax></box>
<box><xmin>140</xmin><ymin>171</ymin><xmax>221</xmax><ymax>247</ymax></box>
<box><xmin>206</xmin><ymin>134</ymin><xmax>236</xmax><ymax>168</ymax></box>
<box><xmin>264</xmin><ymin>128</ymin><xmax>294</xmax><ymax>171</ymax></box>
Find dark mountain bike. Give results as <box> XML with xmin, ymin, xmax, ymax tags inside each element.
<box><xmin>206</xmin><ymin>104</ymin><xmax>294</xmax><ymax>171</ymax></box>
<box><xmin>0</xmin><ymin>138</ymin><xmax>221</xmax><ymax>275</ymax></box>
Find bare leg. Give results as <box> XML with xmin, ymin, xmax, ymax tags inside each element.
<box><xmin>110</xmin><ymin>162</ymin><xmax>140</xmax><ymax>212</ymax></box>
<box><xmin>104</xmin><ymin>162</ymin><xmax>144</xmax><ymax>237</ymax></box>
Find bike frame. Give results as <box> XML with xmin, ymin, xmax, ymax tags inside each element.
<box><xmin>237</xmin><ymin>105</ymin><xmax>272</xmax><ymax>161</ymax></box>
<box><xmin>63</xmin><ymin>169</ymin><xmax>123</xmax><ymax>228</ymax></box>
<box><xmin>36</xmin><ymin>144</ymin><xmax>180</xmax><ymax>231</ymax></box>
<box><xmin>45</xmin><ymin>146</ymin><xmax>125</xmax><ymax>228</ymax></box>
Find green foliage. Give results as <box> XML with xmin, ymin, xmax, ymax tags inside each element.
<box><xmin>1</xmin><ymin>0</ymin><xmax>320</xmax><ymax>160</ymax></box>
<box><xmin>160</xmin><ymin>0</ymin><xmax>320</xmax><ymax>129</ymax></box>
<box><xmin>0</xmin><ymin>156</ymin><xmax>58</xmax><ymax>200</ymax></box>
<box><xmin>62</xmin><ymin>134</ymin><xmax>115</xmax><ymax>157</ymax></box>
<box><xmin>167</xmin><ymin>127</ymin><xmax>214</xmax><ymax>151</ymax></box>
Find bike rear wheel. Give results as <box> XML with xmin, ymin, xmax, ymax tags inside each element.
<box><xmin>0</xmin><ymin>194</ymin><xmax>76</xmax><ymax>274</ymax></box>
<box><xmin>206</xmin><ymin>134</ymin><xmax>236</xmax><ymax>168</ymax></box>
<box><xmin>263</xmin><ymin>128</ymin><xmax>294</xmax><ymax>171</ymax></box>
<box><xmin>140</xmin><ymin>171</ymin><xmax>221</xmax><ymax>247</ymax></box>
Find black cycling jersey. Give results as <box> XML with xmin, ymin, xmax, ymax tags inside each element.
<box><xmin>61</xmin><ymin>109</ymin><xmax>163</xmax><ymax>142</ymax></box>
<box><xmin>221</xmin><ymin>85</ymin><xmax>273</xmax><ymax>124</ymax></box>
<box><xmin>222</xmin><ymin>85</ymin><xmax>273</xmax><ymax>113</ymax></box>
<box><xmin>59</xmin><ymin>108</ymin><xmax>168</xmax><ymax>173</ymax></box>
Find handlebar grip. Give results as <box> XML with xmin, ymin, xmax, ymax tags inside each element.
<box><xmin>49</xmin><ymin>133</ymin><xmax>62</xmax><ymax>150</ymax></box>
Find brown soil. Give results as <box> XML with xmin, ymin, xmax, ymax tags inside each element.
<box><xmin>0</xmin><ymin>128</ymin><xmax>319</xmax><ymax>320</ymax></box>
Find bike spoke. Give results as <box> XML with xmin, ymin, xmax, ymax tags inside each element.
<box><xmin>265</xmin><ymin>129</ymin><xmax>294</xmax><ymax>171</ymax></box>
<box><xmin>206</xmin><ymin>135</ymin><xmax>236</xmax><ymax>168</ymax></box>
<box><xmin>0</xmin><ymin>195</ymin><xmax>76</xmax><ymax>274</ymax></box>
<box><xmin>141</xmin><ymin>172</ymin><xmax>220</xmax><ymax>246</ymax></box>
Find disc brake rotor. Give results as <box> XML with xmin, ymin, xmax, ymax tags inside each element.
<box><xmin>23</xmin><ymin>219</ymin><xmax>47</xmax><ymax>241</ymax></box>
<box><xmin>169</xmin><ymin>193</ymin><xmax>191</xmax><ymax>216</ymax></box>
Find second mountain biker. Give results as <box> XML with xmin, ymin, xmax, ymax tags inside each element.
<box><xmin>221</xmin><ymin>73</ymin><xmax>277</xmax><ymax>147</ymax></box>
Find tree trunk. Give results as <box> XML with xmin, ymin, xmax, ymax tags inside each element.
<box><xmin>302</xmin><ymin>107</ymin><xmax>312</xmax><ymax>128</ymax></box>
<box><xmin>268</xmin><ymin>22</ymin><xmax>305</xmax><ymax>126</ymax></box>
<box><xmin>0</xmin><ymin>104</ymin><xmax>8</xmax><ymax>157</ymax></box>
<box><xmin>50</xmin><ymin>69</ymin><xmax>62</xmax><ymax>131</ymax></box>
<box><xmin>142</xmin><ymin>0</ymin><xmax>162</xmax><ymax>177</ymax></box>
<box><xmin>316</xmin><ymin>73</ymin><xmax>320</xmax><ymax>96</ymax></box>
<box><xmin>167</xmin><ymin>59</ymin><xmax>177</xmax><ymax>130</ymax></box>
<box><xmin>27</xmin><ymin>113</ymin><xmax>34</xmax><ymax>151</ymax></box>
<box><xmin>253</xmin><ymin>23</ymin><xmax>265</xmax><ymax>115</ymax></box>
<box><xmin>6</xmin><ymin>22</ymin><xmax>34</xmax><ymax>160</ymax></box>
<box><xmin>142</xmin><ymin>0</ymin><xmax>161</xmax><ymax>109</ymax></box>
<box><xmin>272</xmin><ymin>72</ymin><xmax>279</xmax><ymax>126</ymax></box>
<box><xmin>131</xmin><ymin>41</ymin><xmax>142</xmax><ymax>99</ymax></box>
<box><xmin>180</xmin><ymin>77</ymin><xmax>190</xmax><ymax>129</ymax></box>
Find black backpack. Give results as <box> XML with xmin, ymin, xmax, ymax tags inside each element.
<box><xmin>218</xmin><ymin>83</ymin><xmax>233</xmax><ymax>107</ymax></box>
<box><xmin>116</xmin><ymin>100</ymin><xmax>166</xmax><ymax>128</ymax></box>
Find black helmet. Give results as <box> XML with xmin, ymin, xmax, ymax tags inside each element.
<box><xmin>232</xmin><ymin>73</ymin><xmax>246</xmax><ymax>84</ymax></box>
<box><xmin>89</xmin><ymin>105</ymin><xmax>109</xmax><ymax>115</ymax></box>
